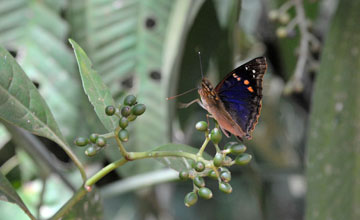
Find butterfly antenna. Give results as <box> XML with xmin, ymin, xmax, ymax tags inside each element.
<box><xmin>166</xmin><ymin>87</ymin><xmax>198</xmax><ymax>100</ymax></box>
<box><xmin>198</xmin><ymin>51</ymin><xmax>204</xmax><ymax>79</ymax></box>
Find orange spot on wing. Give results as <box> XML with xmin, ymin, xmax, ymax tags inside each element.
<box><xmin>247</xmin><ymin>86</ymin><xmax>254</xmax><ymax>92</ymax></box>
<box><xmin>244</xmin><ymin>80</ymin><xmax>249</xmax><ymax>85</ymax></box>
<box><xmin>237</xmin><ymin>77</ymin><xmax>241</xmax><ymax>81</ymax></box>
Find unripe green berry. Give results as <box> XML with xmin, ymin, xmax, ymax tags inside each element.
<box><xmin>219</xmin><ymin>182</ymin><xmax>232</xmax><ymax>194</ymax></box>
<box><xmin>235</xmin><ymin>153</ymin><xmax>252</xmax><ymax>165</ymax></box>
<box><xmin>194</xmin><ymin>161</ymin><xmax>205</xmax><ymax>172</ymax></box>
<box><xmin>195</xmin><ymin>121</ymin><xmax>208</xmax><ymax>132</ymax></box>
<box><xmin>193</xmin><ymin>176</ymin><xmax>205</xmax><ymax>188</ymax></box>
<box><xmin>210</xmin><ymin>128</ymin><xmax>222</xmax><ymax>144</ymax></box>
<box><xmin>105</xmin><ymin>105</ymin><xmax>116</xmax><ymax>116</ymax></box>
<box><xmin>132</xmin><ymin>104</ymin><xmax>146</xmax><ymax>116</ymax></box>
<box><xmin>85</xmin><ymin>146</ymin><xmax>97</xmax><ymax>157</ymax></box>
<box><xmin>213</xmin><ymin>153</ymin><xmax>224</xmax><ymax>167</ymax></box>
<box><xmin>220</xmin><ymin>171</ymin><xmax>231</xmax><ymax>183</ymax></box>
<box><xmin>124</xmin><ymin>95</ymin><xmax>137</xmax><ymax>106</ymax></box>
<box><xmin>184</xmin><ymin>192</ymin><xmax>198</xmax><ymax>207</ymax></box>
<box><xmin>179</xmin><ymin>170</ymin><xmax>189</xmax><ymax>180</ymax></box>
<box><xmin>74</xmin><ymin>137</ymin><xmax>88</xmax><ymax>147</ymax></box>
<box><xmin>224</xmin><ymin>142</ymin><xmax>237</xmax><ymax>150</ymax></box>
<box><xmin>121</xmin><ymin>106</ymin><xmax>131</xmax><ymax>117</ymax></box>
<box><xmin>208</xmin><ymin>170</ymin><xmax>218</xmax><ymax>179</ymax></box>
<box><xmin>118</xmin><ymin>129</ymin><xmax>129</xmax><ymax>142</ymax></box>
<box><xmin>96</xmin><ymin>137</ymin><xmax>106</xmax><ymax>147</ymax></box>
<box><xmin>127</xmin><ymin>114</ymin><xmax>137</xmax><ymax>122</ymax></box>
<box><xmin>198</xmin><ymin>187</ymin><xmax>213</xmax><ymax>199</ymax></box>
<box><xmin>230</xmin><ymin>144</ymin><xmax>247</xmax><ymax>155</ymax></box>
<box><xmin>119</xmin><ymin>117</ymin><xmax>129</xmax><ymax>129</ymax></box>
<box><xmin>89</xmin><ymin>133</ymin><xmax>99</xmax><ymax>143</ymax></box>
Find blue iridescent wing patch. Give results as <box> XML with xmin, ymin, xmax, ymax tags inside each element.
<box><xmin>215</xmin><ymin>57</ymin><xmax>267</xmax><ymax>138</ymax></box>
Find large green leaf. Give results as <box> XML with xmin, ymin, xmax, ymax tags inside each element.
<box><xmin>0</xmin><ymin>47</ymin><xmax>86</xmax><ymax>181</ymax></box>
<box><xmin>305</xmin><ymin>1</ymin><xmax>360</xmax><ymax>220</ymax></box>
<box><xmin>0</xmin><ymin>0</ymin><xmax>82</xmax><ymax>142</ymax></box>
<box><xmin>69</xmin><ymin>39</ymin><xmax>117</xmax><ymax>132</ymax></box>
<box><xmin>0</xmin><ymin>172</ymin><xmax>36</xmax><ymax>220</ymax></box>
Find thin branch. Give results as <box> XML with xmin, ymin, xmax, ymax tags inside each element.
<box><xmin>278</xmin><ymin>0</ymin><xmax>295</xmax><ymax>14</ymax></box>
<box><xmin>284</xmin><ymin>0</ymin><xmax>311</xmax><ymax>93</ymax></box>
<box><xmin>294</xmin><ymin>0</ymin><xmax>309</xmax><ymax>80</ymax></box>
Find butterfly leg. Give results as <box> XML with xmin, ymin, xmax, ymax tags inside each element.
<box><xmin>179</xmin><ymin>99</ymin><xmax>205</xmax><ymax>109</ymax></box>
<box><xmin>236</xmin><ymin>136</ymin><xmax>243</xmax><ymax>142</ymax></box>
<box><xmin>205</xmin><ymin>114</ymin><xmax>214</xmax><ymax>131</ymax></box>
<box><xmin>220</xmin><ymin>127</ymin><xmax>231</xmax><ymax>138</ymax></box>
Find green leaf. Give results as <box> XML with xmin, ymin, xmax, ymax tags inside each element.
<box><xmin>69</xmin><ymin>39</ymin><xmax>117</xmax><ymax>132</ymax></box>
<box><xmin>0</xmin><ymin>0</ymin><xmax>83</xmax><ymax>143</ymax></box>
<box><xmin>152</xmin><ymin>143</ymin><xmax>211</xmax><ymax>171</ymax></box>
<box><xmin>63</xmin><ymin>189</ymin><xmax>103</xmax><ymax>220</ymax></box>
<box><xmin>306</xmin><ymin>1</ymin><xmax>360</xmax><ymax>220</ymax></box>
<box><xmin>0</xmin><ymin>47</ymin><xmax>62</xmax><ymax>141</ymax></box>
<box><xmin>0</xmin><ymin>47</ymin><xmax>86</xmax><ymax>181</ymax></box>
<box><xmin>0</xmin><ymin>172</ymin><xmax>36</xmax><ymax>220</ymax></box>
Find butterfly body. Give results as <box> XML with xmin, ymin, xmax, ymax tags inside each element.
<box><xmin>198</xmin><ymin>57</ymin><xmax>267</xmax><ymax>140</ymax></box>
<box><xmin>199</xmin><ymin>78</ymin><xmax>247</xmax><ymax>138</ymax></box>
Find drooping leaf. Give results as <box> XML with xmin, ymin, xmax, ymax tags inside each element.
<box><xmin>152</xmin><ymin>143</ymin><xmax>211</xmax><ymax>171</ymax></box>
<box><xmin>69</xmin><ymin>39</ymin><xmax>117</xmax><ymax>132</ymax></box>
<box><xmin>0</xmin><ymin>172</ymin><xmax>36</xmax><ymax>220</ymax></box>
<box><xmin>0</xmin><ymin>47</ymin><xmax>86</xmax><ymax>181</ymax></box>
<box><xmin>306</xmin><ymin>1</ymin><xmax>360</xmax><ymax>220</ymax></box>
<box><xmin>0</xmin><ymin>1</ymin><xmax>82</xmax><ymax>142</ymax></box>
<box><xmin>0</xmin><ymin>47</ymin><xmax>64</xmax><ymax>142</ymax></box>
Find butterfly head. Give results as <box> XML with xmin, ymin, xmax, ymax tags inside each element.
<box><xmin>199</xmin><ymin>78</ymin><xmax>219</xmax><ymax>101</ymax></box>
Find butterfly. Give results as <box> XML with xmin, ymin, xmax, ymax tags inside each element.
<box><xmin>197</xmin><ymin>57</ymin><xmax>267</xmax><ymax>141</ymax></box>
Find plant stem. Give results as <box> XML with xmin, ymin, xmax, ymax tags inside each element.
<box><xmin>114</xmin><ymin>127</ymin><xmax>128</xmax><ymax>157</ymax></box>
<box><xmin>85</xmin><ymin>157</ymin><xmax>128</xmax><ymax>186</ymax></box>
<box><xmin>58</xmin><ymin>138</ymin><xmax>87</xmax><ymax>182</ymax></box>
<box><xmin>100</xmin><ymin>132</ymin><xmax>115</xmax><ymax>139</ymax></box>
<box><xmin>129</xmin><ymin>151</ymin><xmax>201</xmax><ymax>162</ymax></box>
<box><xmin>197</xmin><ymin>136</ymin><xmax>210</xmax><ymax>157</ymax></box>
<box><xmin>214</xmin><ymin>144</ymin><xmax>221</xmax><ymax>152</ymax></box>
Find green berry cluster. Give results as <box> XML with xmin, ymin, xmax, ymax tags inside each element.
<box><xmin>73</xmin><ymin>94</ymin><xmax>146</xmax><ymax>156</ymax></box>
<box><xmin>182</xmin><ymin>121</ymin><xmax>252</xmax><ymax>207</ymax></box>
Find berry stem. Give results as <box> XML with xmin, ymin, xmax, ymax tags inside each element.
<box><xmin>114</xmin><ymin>127</ymin><xmax>129</xmax><ymax>157</ymax></box>
<box><xmin>214</xmin><ymin>144</ymin><xmax>221</xmax><ymax>152</ymax></box>
<box><xmin>85</xmin><ymin>157</ymin><xmax>128</xmax><ymax>186</ymax></box>
<box><xmin>99</xmin><ymin>132</ymin><xmax>115</xmax><ymax>139</ymax></box>
<box><xmin>197</xmin><ymin>135</ymin><xmax>210</xmax><ymax>157</ymax></box>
